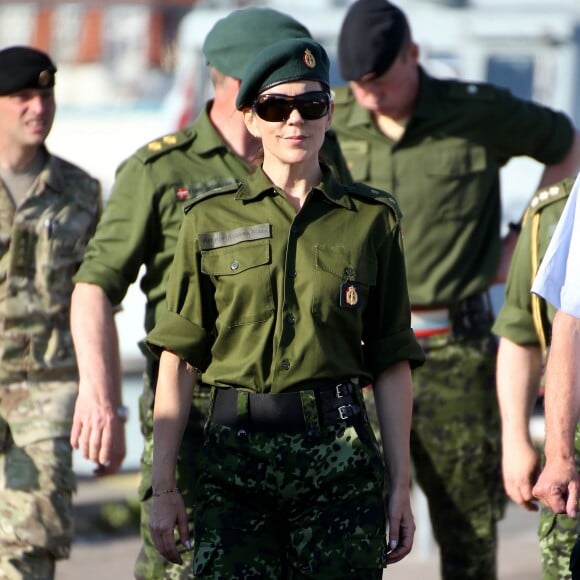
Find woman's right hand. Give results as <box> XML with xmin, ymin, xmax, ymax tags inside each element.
<box><xmin>149</xmin><ymin>491</ymin><xmax>191</xmax><ymax>564</ymax></box>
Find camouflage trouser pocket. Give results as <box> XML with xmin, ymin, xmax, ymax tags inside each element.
<box><xmin>539</xmin><ymin>507</ymin><xmax>580</xmax><ymax>579</ymax></box>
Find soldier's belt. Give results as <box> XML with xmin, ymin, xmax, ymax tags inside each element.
<box><xmin>208</xmin><ymin>380</ymin><xmax>362</xmax><ymax>434</ymax></box>
<box><xmin>412</xmin><ymin>291</ymin><xmax>494</xmax><ymax>338</ymax></box>
<box><xmin>411</xmin><ymin>308</ymin><xmax>451</xmax><ymax>338</ymax></box>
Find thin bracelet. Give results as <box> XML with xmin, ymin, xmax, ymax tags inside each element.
<box><xmin>152</xmin><ymin>488</ymin><xmax>179</xmax><ymax>497</ymax></box>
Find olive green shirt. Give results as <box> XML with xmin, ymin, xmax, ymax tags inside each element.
<box><xmin>492</xmin><ymin>177</ymin><xmax>575</xmax><ymax>345</ymax></box>
<box><xmin>74</xmin><ymin>104</ymin><xmax>352</xmax><ymax>338</ymax></box>
<box><xmin>332</xmin><ymin>68</ymin><xmax>575</xmax><ymax>307</ymax></box>
<box><xmin>146</xmin><ymin>167</ymin><xmax>424</xmax><ymax>393</ymax></box>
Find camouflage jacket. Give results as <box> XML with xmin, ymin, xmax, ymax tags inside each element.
<box><xmin>0</xmin><ymin>149</ymin><xmax>101</xmax><ymax>383</ymax></box>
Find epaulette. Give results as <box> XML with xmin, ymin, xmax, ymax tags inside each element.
<box><xmin>184</xmin><ymin>182</ymin><xmax>241</xmax><ymax>214</ymax></box>
<box><xmin>524</xmin><ymin>177</ymin><xmax>575</xmax><ymax>223</ymax></box>
<box><xmin>447</xmin><ymin>80</ymin><xmax>501</xmax><ymax>102</ymax></box>
<box><xmin>134</xmin><ymin>128</ymin><xmax>196</xmax><ymax>164</ymax></box>
<box><xmin>345</xmin><ymin>183</ymin><xmax>403</xmax><ymax>220</ymax></box>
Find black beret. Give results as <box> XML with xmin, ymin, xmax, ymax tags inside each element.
<box><xmin>0</xmin><ymin>46</ymin><xmax>56</xmax><ymax>96</ymax></box>
<box><xmin>338</xmin><ymin>0</ymin><xmax>409</xmax><ymax>81</ymax></box>
<box><xmin>202</xmin><ymin>7</ymin><xmax>311</xmax><ymax>79</ymax></box>
<box><xmin>236</xmin><ymin>38</ymin><xmax>329</xmax><ymax>110</ymax></box>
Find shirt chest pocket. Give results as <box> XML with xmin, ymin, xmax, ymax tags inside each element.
<box><xmin>312</xmin><ymin>245</ymin><xmax>377</xmax><ymax>323</ymax></box>
<box><xmin>423</xmin><ymin>143</ymin><xmax>490</xmax><ymax>220</ymax></box>
<box><xmin>201</xmin><ymin>240</ymin><xmax>274</xmax><ymax>327</ymax></box>
<box><xmin>340</xmin><ymin>140</ymin><xmax>371</xmax><ymax>183</ymax></box>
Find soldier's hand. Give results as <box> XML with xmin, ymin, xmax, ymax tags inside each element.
<box><xmin>386</xmin><ymin>486</ymin><xmax>415</xmax><ymax>564</ymax></box>
<box><xmin>70</xmin><ymin>388</ymin><xmax>126</xmax><ymax>476</ymax></box>
<box><xmin>501</xmin><ymin>439</ymin><xmax>539</xmax><ymax>511</ymax></box>
<box><xmin>532</xmin><ymin>456</ymin><xmax>580</xmax><ymax>518</ymax></box>
<box><xmin>150</xmin><ymin>491</ymin><xmax>191</xmax><ymax>564</ymax></box>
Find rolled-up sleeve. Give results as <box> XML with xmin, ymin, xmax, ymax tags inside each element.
<box><xmin>144</xmin><ymin>208</ymin><xmax>216</xmax><ymax>369</ymax></box>
<box><xmin>363</xmin><ymin>214</ymin><xmax>425</xmax><ymax>375</ymax></box>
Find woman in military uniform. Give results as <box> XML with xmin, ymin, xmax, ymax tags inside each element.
<box><xmin>146</xmin><ymin>37</ymin><xmax>424</xmax><ymax>579</ymax></box>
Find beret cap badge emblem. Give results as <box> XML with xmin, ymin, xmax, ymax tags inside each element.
<box><xmin>38</xmin><ymin>69</ymin><xmax>52</xmax><ymax>88</ymax></box>
<box><xmin>303</xmin><ymin>49</ymin><xmax>316</xmax><ymax>69</ymax></box>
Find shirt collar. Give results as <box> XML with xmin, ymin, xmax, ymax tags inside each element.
<box><xmin>235</xmin><ymin>164</ymin><xmax>353</xmax><ymax>210</ymax></box>
<box><xmin>189</xmin><ymin>101</ymin><xmax>231</xmax><ymax>156</ymax></box>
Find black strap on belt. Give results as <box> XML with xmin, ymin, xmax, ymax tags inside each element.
<box><xmin>209</xmin><ymin>380</ymin><xmax>362</xmax><ymax>434</ymax></box>
<box><xmin>451</xmin><ymin>290</ymin><xmax>494</xmax><ymax>337</ymax></box>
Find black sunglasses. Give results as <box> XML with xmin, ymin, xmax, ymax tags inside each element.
<box><xmin>253</xmin><ymin>91</ymin><xmax>331</xmax><ymax>122</ymax></box>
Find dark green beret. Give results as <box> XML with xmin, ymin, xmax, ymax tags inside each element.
<box><xmin>202</xmin><ymin>7</ymin><xmax>311</xmax><ymax>79</ymax></box>
<box><xmin>236</xmin><ymin>38</ymin><xmax>330</xmax><ymax>109</ymax></box>
<box><xmin>0</xmin><ymin>46</ymin><xmax>56</xmax><ymax>96</ymax></box>
<box><xmin>339</xmin><ymin>0</ymin><xmax>409</xmax><ymax>81</ymax></box>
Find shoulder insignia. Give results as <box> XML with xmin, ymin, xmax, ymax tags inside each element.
<box><xmin>134</xmin><ymin>128</ymin><xmax>196</xmax><ymax>163</ymax></box>
<box><xmin>184</xmin><ymin>181</ymin><xmax>241</xmax><ymax>214</ymax></box>
<box><xmin>526</xmin><ymin>177</ymin><xmax>575</xmax><ymax>219</ymax></box>
<box><xmin>447</xmin><ymin>80</ymin><xmax>501</xmax><ymax>102</ymax></box>
<box><xmin>346</xmin><ymin>183</ymin><xmax>403</xmax><ymax>220</ymax></box>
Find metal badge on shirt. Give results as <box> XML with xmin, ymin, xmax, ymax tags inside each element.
<box><xmin>340</xmin><ymin>281</ymin><xmax>362</xmax><ymax>309</ymax></box>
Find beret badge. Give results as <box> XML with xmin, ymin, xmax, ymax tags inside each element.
<box><xmin>38</xmin><ymin>69</ymin><xmax>53</xmax><ymax>88</ymax></box>
<box><xmin>303</xmin><ymin>49</ymin><xmax>316</xmax><ymax>69</ymax></box>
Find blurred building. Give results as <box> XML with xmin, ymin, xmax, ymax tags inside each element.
<box><xmin>0</xmin><ymin>1</ymin><xmax>200</xmax><ymax>106</ymax></box>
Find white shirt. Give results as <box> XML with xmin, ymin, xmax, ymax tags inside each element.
<box><xmin>532</xmin><ymin>173</ymin><xmax>580</xmax><ymax>317</ymax></box>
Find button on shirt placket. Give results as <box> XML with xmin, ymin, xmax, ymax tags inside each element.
<box><xmin>275</xmin><ymin>219</ymin><xmax>301</xmax><ymax>378</ymax></box>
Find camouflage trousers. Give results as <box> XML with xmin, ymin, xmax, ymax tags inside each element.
<box><xmin>365</xmin><ymin>329</ymin><xmax>505</xmax><ymax>579</ymax></box>
<box><xmin>134</xmin><ymin>368</ymin><xmax>211</xmax><ymax>580</ymax></box>
<box><xmin>538</xmin><ymin>425</ymin><xmax>580</xmax><ymax>580</ymax></box>
<box><xmin>0</xmin><ymin>380</ymin><xmax>77</xmax><ymax>580</ymax></box>
<box><xmin>192</xmin><ymin>407</ymin><xmax>387</xmax><ymax>579</ymax></box>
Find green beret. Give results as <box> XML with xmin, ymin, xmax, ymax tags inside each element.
<box><xmin>202</xmin><ymin>7</ymin><xmax>311</xmax><ymax>79</ymax></box>
<box><xmin>236</xmin><ymin>38</ymin><xmax>330</xmax><ymax>109</ymax></box>
<box><xmin>0</xmin><ymin>46</ymin><xmax>56</xmax><ymax>96</ymax></box>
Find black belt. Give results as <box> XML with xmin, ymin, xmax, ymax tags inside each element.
<box><xmin>451</xmin><ymin>291</ymin><xmax>494</xmax><ymax>336</ymax></box>
<box><xmin>209</xmin><ymin>380</ymin><xmax>362</xmax><ymax>434</ymax></box>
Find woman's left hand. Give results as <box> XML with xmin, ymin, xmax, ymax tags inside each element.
<box><xmin>386</xmin><ymin>485</ymin><xmax>415</xmax><ymax>564</ymax></box>
<box><xmin>149</xmin><ymin>491</ymin><xmax>191</xmax><ymax>564</ymax></box>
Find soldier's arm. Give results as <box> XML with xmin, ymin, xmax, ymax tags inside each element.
<box><xmin>537</xmin><ymin>130</ymin><xmax>580</xmax><ymax>190</ymax></box>
<box><xmin>70</xmin><ymin>282</ymin><xmax>125</xmax><ymax>476</ymax></box>
<box><xmin>496</xmin><ymin>338</ymin><xmax>542</xmax><ymax>510</ymax></box>
<box><xmin>373</xmin><ymin>361</ymin><xmax>415</xmax><ymax>564</ymax></box>
<box><xmin>533</xmin><ymin>311</ymin><xmax>580</xmax><ymax>517</ymax></box>
<box><xmin>150</xmin><ymin>350</ymin><xmax>196</xmax><ymax>564</ymax></box>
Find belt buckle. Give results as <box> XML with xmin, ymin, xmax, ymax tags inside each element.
<box><xmin>335</xmin><ymin>382</ymin><xmax>352</xmax><ymax>398</ymax></box>
<box><xmin>338</xmin><ymin>404</ymin><xmax>355</xmax><ymax>420</ymax></box>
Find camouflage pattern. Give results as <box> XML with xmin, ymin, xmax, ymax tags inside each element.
<box><xmin>192</xmin><ymin>414</ymin><xmax>387</xmax><ymax>579</ymax></box>
<box><xmin>134</xmin><ymin>371</ymin><xmax>211</xmax><ymax>580</ymax></box>
<box><xmin>0</xmin><ymin>152</ymin><xmax>100</xmax><ymax>383</ymax></box>
<box><xmin>0</xmin><ymin>151</ymin><xmax>100</xmax><ymax>578</ymax></box>
<box><xmin>539</xmin><ymin>426</ymin><xmax>580</xmax><ymax>579</ymax></box>
<box><xmin>366</xmin><ymin>328</ymin><xmax>505</xmax><ymax>579</ymax></box>
<box><xmin>0</xmin><ymin>388</ymin><xmax>76</xmax><ymax>578</ymax></box>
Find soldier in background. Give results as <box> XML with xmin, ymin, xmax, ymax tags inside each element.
<box><xmin>530</xmin><ymin>173</ymin><xmax>580</xmax><ymax>579</ymax></box>
<box><xmin>69</xmin><ymin>8</ymin><xmax>351</xmax><ymax>579</ymax></box>
<box><xmin>494</xmin><ymin>176</ymin><xmax>579</xmax><ymax>579</ymax></box>
<box><xmin>331</xmin><ymin>0</ymin><xmax>580</xmax><ymax>577</ymax></box>
<box><xmin>0</xmin><ymin>46</ymin><xmax>101</xmax><ymax>579</ymax></box>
